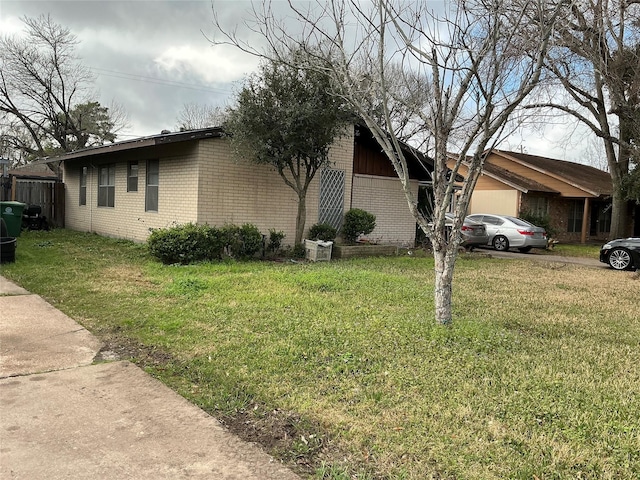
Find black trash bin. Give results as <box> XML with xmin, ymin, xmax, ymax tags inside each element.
<box><xmin>0</xmin><ymin>236</ymin><xmax>17</xmax><ymax>263</ymax></box>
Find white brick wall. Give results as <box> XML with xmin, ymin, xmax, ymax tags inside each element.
<box><xmin>64</xmin><ymin>147</ymin><xmax>200</xmax><ymax>241</ymax></box>
<box><xmin>351</xmin><ymin>174</ymin><xmax>418</xmax><ymax>246</ymax></box>
<box><xmin>195</xmin><ymin>128</ymin><xmax>355</xmax><ymax>246</ymax></box>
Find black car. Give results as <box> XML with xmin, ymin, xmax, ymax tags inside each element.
<box><xmin>599</xmin><ymin>238</ymin><xmax>640</xmax><ymax>270</ymax></box>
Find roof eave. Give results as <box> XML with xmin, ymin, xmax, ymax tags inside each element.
<box><xmin>492</xmin><ymin>150</ymin><xmax>605</xmax><ymax>197</ymax></box>
<box><xmin>43</xmin><ymin>127</ymin><xmax>225</xmax><ymax>163</ymax></box>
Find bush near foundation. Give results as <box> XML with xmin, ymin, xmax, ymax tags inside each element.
<box><xmin>148</xmin><ymin>222</ymin><xmax>263</xmax><ymax>264</ymax></box>
<box><xmin>341</xmin><ymin>209</ymin><xmax>376</xmax><ymax>244</ymax></box>
<box><xmin>308</xmin><ymin>223</ymin><xmax>338</xmax><ymax>242</ymax></box>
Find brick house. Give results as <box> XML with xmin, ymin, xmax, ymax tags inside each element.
<box><xmin>462</xmin><ymin>149</ymin><xmax>626</xmax><ymax>243</ymax></box>
<box><xmin>51</xmin><ymin>125</ymin><xmax>432</xmax><ymax>246</ymax></box>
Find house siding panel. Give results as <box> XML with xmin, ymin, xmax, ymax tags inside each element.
<box><xmin>351</xmin><ymin>174</ymin><xmax>418</xmax><ymax>246</ymax></box>
<box><xmin>469</xmin><ymin>190</ymin><xmax>520</xmax><ymax>216</ymax></box>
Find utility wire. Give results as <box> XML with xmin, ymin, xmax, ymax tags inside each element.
<box><xmin>89</xmin><ymin>66</ymin><xmax>234</xmax><ymax>94</ymax></box>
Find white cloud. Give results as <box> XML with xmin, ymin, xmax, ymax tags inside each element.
<box><xmin>154</xmin><ymin>44</ymin><xmax>259</xmax><ymax>84</ymax></box>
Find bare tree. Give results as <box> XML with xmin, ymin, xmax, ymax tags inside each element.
<box><xmin>175</xmin><ymin>103</ymin><xmax>227</xmax><ymax>131</ymax></box>
<box><xmin>0</xmin><ymin>14</ymin><xmax>126</xmax><ymax>160</ymax></box>
<box><xmin>527</xmin><ymin>0</ymin><xmax>640</xmax><ymax>237</ymax></box>
<box><xmin>212</xmin><ymin>0</ymin><xmax>564</xmax><ymax>325</ymax></box>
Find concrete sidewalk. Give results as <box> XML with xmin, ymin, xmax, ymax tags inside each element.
<box><xmin>0</xmin><ymin>276</ymin><xmax>299</xmax><ymax>479</ymax></box>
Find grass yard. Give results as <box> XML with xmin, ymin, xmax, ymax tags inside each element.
<box><xmin>548</xmin><ymin>243</ymin><xmax>602</xmax><ymax>258</ymax></box>
<box><xmin>1</xmin><ymin>229</ymin><xmax>639</xmax><ymax>479</ymax></box>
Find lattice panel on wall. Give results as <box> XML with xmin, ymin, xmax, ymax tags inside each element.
<box><xmin>318</xmin><ymin>168</ymin><xmax>345</xmax><ymax>230</ymax></box>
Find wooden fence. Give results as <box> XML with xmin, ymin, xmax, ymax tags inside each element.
<box><xmin>6</xmin><ymin>180</ymin><xmax>65</xmax><ymax>228</ymax></box>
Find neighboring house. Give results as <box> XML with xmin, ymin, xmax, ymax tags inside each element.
<box><xmin>460</xmin><ymin>149</ymin><xmax>622</xmax><ymax>243</ymax></box>
<box><xmin>51</xmin><ymin>125</ymin><xmax>433</xmax><ymax>247</ymax></box>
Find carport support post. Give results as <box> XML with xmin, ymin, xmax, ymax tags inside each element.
<box><xmin>581</xmin><ymin>197</ymin><xmax>590</xmax><ymax>244</ymax></box>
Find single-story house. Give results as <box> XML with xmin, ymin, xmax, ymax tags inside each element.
<box><xmin>459</xmin><ymin>149</ymin><xmax>628</xmax><ymax>243</ymax></box>
<box><xmin>50</xmin><ymin>125</ymin><xmax>433</xmax><ymax>246</ymax></box>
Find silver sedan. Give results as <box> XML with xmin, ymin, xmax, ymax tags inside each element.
<box><xmin>465</xmin><ymin>214</ymin><xmax>547</xmax><ymax>252</ymax></box>
<box><xmin>427</xmin><ymin>213</ymin><xmax>490</xmax><ymax>250</ymax></box>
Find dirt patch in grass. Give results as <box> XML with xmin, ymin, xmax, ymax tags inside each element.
<box><xmin>220</xmin><ymin>405</ymin><xmax>329</xmax><ymax>476</ymax></box>
<box><xmin>93</xmin><ymin>334</ymin><xmax>174</xmax><ymax>366</ymax></box>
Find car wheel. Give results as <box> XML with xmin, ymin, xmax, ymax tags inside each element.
<box><xmin>493</xmin><ymin>235</ymin><xmax>509</xmax><ymax>251</ymax></box>
<box><xmin>608</xmin><ymin>247</ymin><xmax>633</xmax><ymax>270</ymax></box>
<box><xmin>518</xmin><ymin>247</ymin><xmax>532</xmax><ymax>253</ymax></box>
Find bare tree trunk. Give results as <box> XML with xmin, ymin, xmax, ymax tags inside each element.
<box><xmin>295</xmin><ymin>191</ymin><xmax>307</xmax><ymax>246</ymax></box>
<box><xmin>433</xmin><ymin>241</ymin><xmax>456</xmax><ymax>325</ymax></box>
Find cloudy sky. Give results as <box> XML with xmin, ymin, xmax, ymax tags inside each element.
<box><xmin>1</xmin><ymin>0</ymin><xmax>264</xmax><ymax>139</ymax></box>
<box><xmin>0</xmin><ymin>0</ymin><xmax>600</xmax><ymax>166</ymax></box>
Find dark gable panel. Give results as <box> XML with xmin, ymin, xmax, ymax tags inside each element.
<box><xmin>354</xmin><ymin>138</ymin><xmax>397</xmax><ymax>177</ymax></box>
<box><xmin>353</xmin><ymin>126</ymin><xmax>433</xmax><ymax>181</ymax></box>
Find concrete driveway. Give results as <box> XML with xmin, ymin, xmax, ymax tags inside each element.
<box><xmin>475</xmin><ymin>247</ymin><xmax>607</xmax><ymax>269</ymax></box>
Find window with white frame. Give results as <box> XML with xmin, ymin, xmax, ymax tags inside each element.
<box><xmin>528</xmin><ymin>196</ymin><xmax>549</xmax><ymax>217</ymax></box>
<box><xmin>97</xmin><ymin>164</ymin><xmax>115</xmax><ymax>207</ymax></box>
<box><xmin>79</xmin><ymin>166</ymin><xmax>87</xmax><ymax>206</ymax></box>
<box><xmin>318</xmin><ymin>168</ymin><xmax>345</xmax><ymax>230</ymax></box>
<box><xmin>127</xmin><ymin>161</ymin><xmax>138</xmax><ymax>192</ymax></box>
<box><xmin>145</xmin><ymin>159</ymin><xmax>159</xmax><ymax>212</ymax></box>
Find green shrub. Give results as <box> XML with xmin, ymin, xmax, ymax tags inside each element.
<box><xmin>267</xmin><ymin>229</ymin><xmax>286</xmax><ymax>253</ymax></box>
<box><xmin>308</xmin><ymin>223</ymin><xmax>337</xmax><ymax>242</ymax></box>
<box><xmin>291</xmin><ymin>243</ymin><xmax>306</xmax><ymax>258</ymax></box>
<box><xmin>239</xmin><ymin>223</ymin><xmax>264</xmax><ymax>257</ymax></box>
<box><xmin>148</xmin><ymin>222</ymin><xmax>262</xmax><ymax>264</ymax></box>
<box><xmin>341</xmin><ymin>209</ymin><xmax>376</xmax><ymax>244</ymax></box>
<box><xmin>148</xmin><ymin>223</ymin><xmax>223</xmax><ymax>264</ymax></box>
<box><xmin>221</xmin><ymin>223</ymin><xmax>263</xmax><ymax>258</ymax></box>
<box><xmin>520</xmin><ymin>210</ymin><xmax>556</xmax><ymax>238</ymax></box>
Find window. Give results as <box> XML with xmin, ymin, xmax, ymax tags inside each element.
<box><xmin>598</xmin><ymin>203</ymin><xmax>612</xmax><ymax>234</ymax></box>
<box><xmin>528</xmin><ymin>196</ymin><xmax>549</xmax><ymax>217</ymax></box>
<box><xmin>79</xmin><ymin>166</ymin><xmax>87</xmax><ymax>206</ymax></box>
<box><xmin>567</xmin><ymin>200</ymin><xmax>583</xmax><ymax>233</ymax></box>
<box><xmin>98</xmin><ymin>164</ymin><xmax>115</xmax><ymax>207</ymax></box>
<box><xmin>483</xmin><ymin>215</ymin><xmax>504</xmax><ymax>226</ymax></box>
<box><xmin>318</xmin><ymin>168</ymin><xmax>345</xmax><ymax>230</ymax></box>
<box><xmin>127</xmin><ymin>161</ymin><xmax>138</xmax><ymax>192</ymax></box>
<box><xmin>146</xmin><ymin>159</ymin><xmax>159</xmax><ymax>212</ymax></box>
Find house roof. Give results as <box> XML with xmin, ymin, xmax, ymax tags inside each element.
<box><xmin>44</xmin><ymin>124</ymin><xmax>438</xmax><ymax>181</ymax></box>
<box><xmin>8</xmin><ymin>162</ymin><xmax>59</xmax><ymax>180</ymax></box>
<box><xmin>481</xmin><ymin>161</ymin><xmax>559</xmax><ymax>194</ymax></box>
<box><xmin>43</xmin><ymin>128</ymin><xmax>225</xmax><ymax>162</ymax></box>
<box><xmin>492</xmin><ymin>149</ymin><xmax>612</xmax><ymax>196</ymax></box>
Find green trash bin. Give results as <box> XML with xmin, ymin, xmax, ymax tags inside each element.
<box><xmin>0</xmin><ymin>201</ymin><xmax>26</xmax><ymax>237</ymax></box>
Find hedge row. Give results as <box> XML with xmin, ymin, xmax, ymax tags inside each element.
<box><xmin>147</xmin><ymin>223</ymin><xmax>263</xmax><ymax>264</ymax></box>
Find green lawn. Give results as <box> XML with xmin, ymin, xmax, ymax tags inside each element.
<box><xmin>2</xmin><ymin>230</ymin><xmax>639</xmax><ymax>479</ymax></box>
<box><xmin>548</xmin><ymin>243</ymin><xmax>602</xmax><ymax>258</ymax></box>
